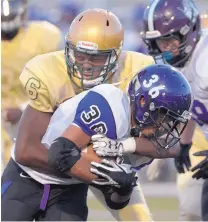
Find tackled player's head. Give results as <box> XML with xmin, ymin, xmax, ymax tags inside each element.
<box><xmin>141</xmin><ymin>0</ymin><xmax>201</xmax><ymax>67</ymax></box>
<box><xmin>128</xmin><ymin>64</ymin><xmax>193</xmax><ymax>150</ymax></box>
<box><xmin>1</xmin><ymin>0</ymin><xmax>28</xmax><ymax>40</ymax></box>
<box><xmin>65</xmin><ymin>8</ymin><xmax>124</xmax><ymax>90</ymax></box>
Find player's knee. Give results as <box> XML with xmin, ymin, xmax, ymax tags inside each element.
<box><xmin>48</xmin><ymin>137</ymin><xmax>81</xmax><ymax>173</ymax></box>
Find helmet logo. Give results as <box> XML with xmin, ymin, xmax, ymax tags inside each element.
<box><xmin>76</xmin><ymin>41</ymin><xmax>98</xmax><ymax>51</ymax></box>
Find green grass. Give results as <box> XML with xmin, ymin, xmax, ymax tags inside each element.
<box><xmin>87</xmin><ymin>196</ymin><xmax>179</xmax><ymax>221</ymax></box>
<box><xmin>146</xmin><ymin>197</ymin><xmax>179</xmax><ymax>221</ymax></box>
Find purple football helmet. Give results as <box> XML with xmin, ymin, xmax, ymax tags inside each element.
<box><xmin>141</xmin><ymin>0</ymin><xmax>201</xmax><ymax>67</ymax></box>
<box><xmin>128</xmin><ymin>64</ymin><xmax>192</xmax><ymax>149</ymax></box>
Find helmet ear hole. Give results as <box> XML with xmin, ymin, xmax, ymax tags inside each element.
<box><xmin>139</xmin><ymin>95</ymin><xmax>145</xmax><ymax>107</ymax></box>
<box><xmin>106</xmin><ymin>20</ymin><xmax>109</xmax><ymax>26</ymax></box>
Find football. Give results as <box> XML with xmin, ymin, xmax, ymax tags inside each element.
<box><xmin>83</xmin><ymin>143</ymin><xmax>117</xmax><ymax>162</ymax></box>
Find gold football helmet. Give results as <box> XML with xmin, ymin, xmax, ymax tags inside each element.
<box><xmin>65</xmin><ymin>8</ymin><xmax>124</xmax><ymax>90</ymax></box>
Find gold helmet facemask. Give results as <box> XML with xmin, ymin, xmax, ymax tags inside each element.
<box><xmin>65</xmin><ymin>8</ymin><xmax>124</xmax><ymax>90</ymax></box>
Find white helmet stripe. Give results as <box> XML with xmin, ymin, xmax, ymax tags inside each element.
<box><xmin>148</xmin><ymin>0</ymin><xmax>160</xmax><ymax>31</ymax></box>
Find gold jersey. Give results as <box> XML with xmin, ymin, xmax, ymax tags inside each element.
<box><xmin>1</xmin><ymin>21</ymin><xmax>61</xmax><ymax>166</ymax></box>
<box><xmin>2</xmin><ymin>21</ymin><xmax>62</xmax><ymax>109</ymax></box>
<box><xmin>20</xmin><ymin>50</ymin><xmax>154</xmax><ymax>112</ymax></box>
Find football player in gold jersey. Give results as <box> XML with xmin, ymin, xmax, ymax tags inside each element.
<box><xmin>1</xmin><ymin>0</ymin><xmax>62</xmax><ymax>166</ymax></box>
<box><xmin>8</xmin><ymin>8</ymin><xmax>156</xmax><ymax>221</ymax></box>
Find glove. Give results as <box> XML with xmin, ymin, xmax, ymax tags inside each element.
<box><xmin>191</xmin><ymin>150</ymin><xmax>208</xmax><ymax>180</ymax></box>
<box><xmin>91</xmin><ymin>134</ymin><xmax>136</xmax><ymax>157</ymax></box>
<box><xmin>91</xmin><ymin>181</ymin><xmax>135</xmax><ymax>210</ymax></box>
<box><xmin>174</xmin><ymin>143</ymin><xmax>192</xmax><ymax>173</ymax></box>
<box><xmin>103</xmin><ymin>184</ymin><xmax>134</xmax><ymax>210</ymax></box>
<box><xmin>90</xmin><ymin>159</ymin><xmax>137</xmax><ymax>188</ymax></box>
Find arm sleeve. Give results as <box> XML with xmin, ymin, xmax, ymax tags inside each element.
<box><xmin>73</xmin><ymin>91</ymin><xmax>117</xmax><ymax>139</ymax></box>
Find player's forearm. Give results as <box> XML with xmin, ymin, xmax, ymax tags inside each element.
<box><xmin>180</xmin><ymin>119</ymin><xmax>196</xmax><ymax>144</ymax></box>
<box><xmin>67</xmin><ymin>152</ymin><xmax>101</xmax><ymax>183</ymax></box>
<box><xmin>15</xmin><ymin>142</ymin><xmax>54</xmax><ymax>172</ymax></box>
<box><xmin>134</xmin><ymin>137</ymin><xmax>178</xmax><ymax>159</ymax></box>
<box><xmin>15</xmin><ymin>105</ymin><xmax>54</xmax><ymax>171</ymax></box>
<box><xmin>47</xmin><ymin>135</ymin><xmax>101</xmax><ymax>183</ymax></box>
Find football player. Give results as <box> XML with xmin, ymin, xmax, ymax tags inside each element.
<box><xmin>7</xmin><ymin>8</ymin><xmax>155</xmax><ymax>221</ymax></box>
<box><xmin>2</xmin><ymin>64</ymin><xmax>192</xmax><ymax>221</ymax></box>
<box><xmin>1</xmin><ymin>0</ymin><xmax>62</xmax><ymax>166</ymax></box>
<box><xmin>138</xmin><ymin>0</ymin><xmax>208</xmax><ymax>220</ymax></box>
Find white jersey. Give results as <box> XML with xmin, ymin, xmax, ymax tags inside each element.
<box><xmin>12</xmin><ymin>84</ymin><xmax>152</xmax><ymax>184</ymax></box>
<box><xmin>180</xmin><ymin>32</ymin><xmax>208</xmax><ymax>138</ymax></box>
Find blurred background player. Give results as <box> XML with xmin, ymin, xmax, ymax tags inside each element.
<box><xmin>1</xmin><ymin>0</ymin><xmax>62</xmax><ymax>168</ymax></box>
<box><xmin>28</xmin><ymin>0</ymin><xmax>80</xmax><ymax>47</ymax></box>
<box><xmin>141</xmin><ymin>0</ymin><xmax>208</xmax><ymax>220</ymax></box>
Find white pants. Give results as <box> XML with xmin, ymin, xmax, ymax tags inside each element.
<box><xmin>177</xmin><ymin>172</ymin><xmax>203</xmax><ymax>221</ymax></box>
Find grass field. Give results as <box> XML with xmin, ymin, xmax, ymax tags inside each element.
<box><xmin>146</xmin><ymin>197</ymin><xmax>178</xmax><ymax>221</ymax></box>
<box><xmin>87</xmin><ymin>193</ymin><xmax>179</xmax><ymax>221</ymax></box>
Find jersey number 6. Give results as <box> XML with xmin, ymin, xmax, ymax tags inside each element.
<box><xmin>25</xmin><ymin>77</ymin><xmax>41</xmax><ymax>100</ymax></box>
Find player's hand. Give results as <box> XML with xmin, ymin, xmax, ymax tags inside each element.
<box><xmin>191</xmin><ymin>150</ymin><xmax>208</xmax><ymax>180</ymax></box>
<box><xmin>174</xmin><ymin>143</ymin><xmax>192</xmax><ymax>173</ymax></box>
<box><xmin>90</xmin><ymin>159</ymin><xmax>137</xmax><ymax>188</ymax></box>
<box><xmin>91</xmin><ymin>134</ymin><xmax>136</xmax><ymax>157</ymax></box>
<box><xmin>2</xmin><ymin>108</ymin><xmax>22</xmax><ymax>124</ymax></box>
<box><xmin>92</xmin><ymin>134</ymin><xmax>123</xmax><ymax>157</ymax></box>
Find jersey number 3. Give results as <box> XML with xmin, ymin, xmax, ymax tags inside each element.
<box><xmin>81</xmin><ymin>105</ymin><xmax>107</xmax><ymax>134</ymax></box>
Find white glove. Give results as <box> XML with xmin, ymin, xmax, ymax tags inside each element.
<box><xmin>91</xmin><ymin>134</ymin><xmax>136</xmax><ymax>157</ymax></box>
<box><xmin>90</xmin><ymin>159</ymin><xmax>137</xmax><ymax>187</ymax></box>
